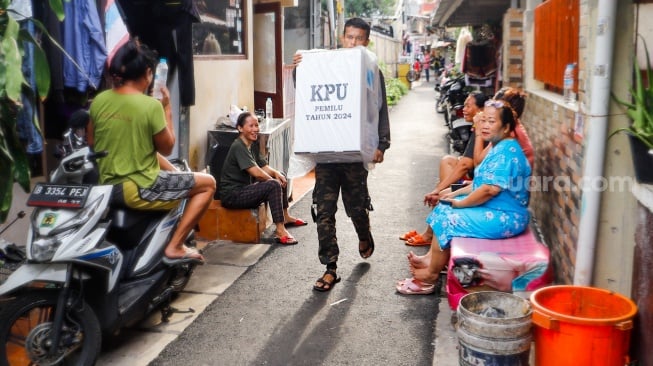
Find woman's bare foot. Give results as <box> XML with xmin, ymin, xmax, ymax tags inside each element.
<box><xmin>165</xmin><ymin>244</ymin><xmax>204</xmax><ymax>261</ymax></box>
<box><xmin>407</xmin><ymin>251</ymin><xmax>430</xmax><ymax>271</ymax></box>
<box><xmin>275</xmin><ymin>228</ymin><xmax>292</xmax><ymax>239</ymax></box>
<box><xmin>419</xmin><ymin>230</ymin><xmax>433</xmax><ymax>242</ymax></box>
<box><xmin>412</xmin><ymin>267</ymin><xmax>439</xmax><ymax>284</ymax></box>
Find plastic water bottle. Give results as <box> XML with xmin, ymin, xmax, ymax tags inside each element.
<box><xmin>563</xmin><ymin>63</ymin><xmax>575</xmax><ymax>104</ymax></box>
<box><xmin>152</xmin><ymin>58</ymin><xmax>168</xmax><ymax>100</ymax></box>
<box><xmin>265</xmin><ymin>97</ymin><xmax>273</xmax><ymax>121</ymax></box>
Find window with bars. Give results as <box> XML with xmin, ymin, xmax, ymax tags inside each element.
<box><xmin>533</xmin><ymin>0</ymin><xmax>579</xmax><ymax>93</ymax></box>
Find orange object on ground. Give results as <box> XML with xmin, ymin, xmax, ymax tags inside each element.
<box><xmin>530</xmin><ymin>285</ymin><xmax>637</xmax><ymax>366</ymax></box>
<box><xmin>399</xmin><ymin>230</ymin><xmax>418</xmax><ymax>241</ymax></box>
<box><xmin>406</xmin><ymin>234</ymin><xmax>430</xmax><ymax>246</ymax></box>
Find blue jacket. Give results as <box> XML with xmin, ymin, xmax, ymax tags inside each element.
<box><xmin>63</xmin><ymin>0</ymin><xmax>107</xmax><ymax>92</ymax></box>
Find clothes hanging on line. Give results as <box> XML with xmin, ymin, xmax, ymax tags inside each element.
<box><xmin>62</xmin><ymin>0</ymin><xmax>108</xmax><ymax>92</ymax></box>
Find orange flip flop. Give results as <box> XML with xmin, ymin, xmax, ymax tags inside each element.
<box><xmin>406</xmin><ymin>234</ymin><xmax>430</xmax><ymax>246</ymax></box>
<box><xmin>399</xmin><ymin>230</ymin><xmax>418</xmax><ymax>241</ymax></box>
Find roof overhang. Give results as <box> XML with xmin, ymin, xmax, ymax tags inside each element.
<box><xmin>431</xmin><ymin>0</ymin><xmax>512</xmax><ymax>28</ymax></box>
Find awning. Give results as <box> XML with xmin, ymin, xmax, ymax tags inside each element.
<box><xmin>431</xmin><ymin>0</ymin><xmax>512</xmax><ymax>28</ymax></box>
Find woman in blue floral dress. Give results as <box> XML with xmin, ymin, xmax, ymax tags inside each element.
<box><xmin>397</xmin><ymin>100</ymin><xmax>532</xmax><ymax>294</ymax></box>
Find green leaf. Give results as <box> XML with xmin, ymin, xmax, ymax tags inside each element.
<box><xmin>611</xmin><ymin>35</ymin><xmax>653</xmax><ymax>148</ymax></box>
<box><xmin>49</xmin><ymin>0</ymin><xmax>65</xmax><ymax>21</ymax></box>
<box><xmin>0</xmin><ymin>160</ymin><xmax>13</xmax><ymax>223</ymax></box>
<box><xmin>1</xmin><ymin>26</ymin><xmax>25</xmax><ymax>103</ymax></box>
<box><xmin>33</xmin><ymin>47</ymin><xmax>51</xmax><ymax>101</ymax></box>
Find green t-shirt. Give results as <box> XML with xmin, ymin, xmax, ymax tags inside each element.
<box><xmin>219</xmin><ymin>138</ymin><xmax>268</xmax><ymax>199</ymax></box>
<box><xmin>90</xmin><ymin>90</ymin><xmax>167</xmax><ymax>187</ymax></box>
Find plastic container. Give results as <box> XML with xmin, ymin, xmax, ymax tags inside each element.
<box><xmin>265</xmin><ymin>97</ymin><xmax>273</xmax><ymax>121</ymax></box>
<box><xmin>152</xmin><ymin>58</ymin><xmax>168</xmax><ymax>100</ymax></box>
<box><xmin>457</xmin><ymin>291</ymin><xmax>533</xmax><ymax>366</ymax></box>
<box><xmin>563</xmin><ymin>63</ymin><xmax>575</xmax><ymax>104</ymax></box>
<box><xmin>530</xmin><ymin>285</ymin><xmax>637</xmax><ymax>366</ymax></box>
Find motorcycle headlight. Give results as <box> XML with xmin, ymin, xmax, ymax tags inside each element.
<box><xmin>31</xmin><ymin>233</ymin><xmax>68</xmax><ymax>262</ymax></box>
<box><xmin>30</xmin><ymin>194</ymin><xmax>104</xmax><ymax>262</ymax></box>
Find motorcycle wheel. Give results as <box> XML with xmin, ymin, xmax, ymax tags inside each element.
<box><xmin>436</xmin><ymin>99</ymin><xmax>446</xmax><ymax>114</ymax></box>
<box><xmin>0</xmin><ymin>290</ymin><xmax>101</xmax><ymax>366</ymax></box>
<box><xmin>169</xmin><ymin>262</ymin><xmax>196</xmax><ymax>293</ymax></box>
<box><xmin>406</xmin><ymin>70</ymin><xmax>418</xmax><ymax>82</ymax></box>
<box><xmin>168</xmin><ymin>234</ymin><xmax>199</xmax><ymax>293</ymax></box>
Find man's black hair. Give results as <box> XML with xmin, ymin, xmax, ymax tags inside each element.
<box><xmin>469</xmin><ymin>91</ymin><xmax>488</xmax><ymax>109</ymax></box>
<box><xmin>344</xmin><ymin>17</ymin><xmax>371</xmax><ymax>39</ymax></box>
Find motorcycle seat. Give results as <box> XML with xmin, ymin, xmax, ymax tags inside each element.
<box><xmin>451</xmin><ymin>119</ymin><xmax>473</xmax><ymax>129</ymax></box>
<box><xmin>107</xmin><ymin>208</ymin><xmax>168</xmax><ymax>250</ymax></box>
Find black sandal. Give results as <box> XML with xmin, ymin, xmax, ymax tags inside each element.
<box><xmin>313</xmin><ymin>269</ymin><xmax>341</xmax><ymax>292</ymax></box>
<box><xmin>359</xmin><ymin>233</ymin><xmax>375</xmax><ymax>259</ymax></box>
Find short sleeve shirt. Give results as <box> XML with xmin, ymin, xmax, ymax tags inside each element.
<box><xmin>462</xmin><ymin>133</ymin><xmax>488</xmax><ymax>179</ymax></box>
<box><xmin>219</xmin><ymin>138</ymin><xmax>268</xmax><ymax>198</ymax></box>
<box><xmin>90</xmin><ymin>90</ymin><xmax>167</xmax><ymax>187</ymax></box>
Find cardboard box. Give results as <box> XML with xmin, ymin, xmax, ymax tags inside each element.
<box><xmin>293</xmin><ymin>47</ymin><xmax>380</xmax><ymax>163</ymax></box>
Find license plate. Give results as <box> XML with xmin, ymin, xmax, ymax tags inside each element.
<box><xmin>27</xmin><ymin>183</ymin><xmax>91</xmax><ymax>208</ymax></box>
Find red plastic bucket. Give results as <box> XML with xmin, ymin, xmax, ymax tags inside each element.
<box><xmin>530</xmin><ymin>285</ymin><xmax>637</xmax><ymax>366</ymax></box>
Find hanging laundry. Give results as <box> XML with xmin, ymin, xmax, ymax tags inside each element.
<box><xmin>62</xmin><ymin>0</ymin><xmax>107</xmax><ymax>92</ymax></box>
<box><xmin>10</xmin><ymin>1</ymin><xmax>44</xmax><ymax>155</ymax></box>
<box><xmin>105</xmin><ymin>0</ymin><xmax>130</xmax><ymax>66</ymax></box>
<box><xmin>455</xmin><ymin>27</ymin><xmax>472</xmax><ymax>66</ymax></box>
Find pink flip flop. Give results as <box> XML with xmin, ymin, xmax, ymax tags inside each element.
<box><xmin>395</xmin><ymin>278</ymin><xmax>436</xmax><ymax>295</ymax></box>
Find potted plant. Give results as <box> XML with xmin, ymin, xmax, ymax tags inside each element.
<box><xmin>611</xmin><ymin>36</ymin><xmax>653</xmax><ymax>184</ymax></box>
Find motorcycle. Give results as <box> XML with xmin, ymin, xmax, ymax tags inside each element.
<box><xmin>444</xmin><ymin>78</ymin><xmax>472</xmax><ymax>155</ymax></box>
<box><xmin>435</xmin><ymin>73</ymin><xmax>466</xmax><ymax>128</ymax></box>
<box><xmin>0</xmin><ymin>139</ymin><xmax>199</xmax><ymax>365</ymax></box>
<box><xmin>434</xmin><ymin>68</ymin><xmax>450</xmax><ymax>114</ymax></box>
<box><xmin>449</xmin><ymin>117</ymin><xmax>474</xmax><ymax>155</ymax></box>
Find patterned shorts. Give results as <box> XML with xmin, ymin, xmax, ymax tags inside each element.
<box><xmin>113</xmin><ymin>171</ymin><xmax>195</xmax><ymax>210</ymax></box>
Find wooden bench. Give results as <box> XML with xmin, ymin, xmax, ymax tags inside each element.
<box><xmin>445</xmin><ymin>227</ymin><xmax>553</xmax><ymax>310</ymax></box>
<box><xmin>197</xmin><ymin>200</ymin><xmax>270</xmax><ymax>243</ymax></box>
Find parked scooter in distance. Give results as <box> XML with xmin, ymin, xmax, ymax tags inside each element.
<box><xmin>0</xmin><ymin>134</ymin><xmax>199</xmax><ymax>365</ymax></box>
<box><xmin>444</xmin><ymin>77</ymin><xmax>472</xmax><ymax>154</ymax></box>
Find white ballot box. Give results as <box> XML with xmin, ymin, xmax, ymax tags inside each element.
<box><xmin>294</xmin><ymin>47</ymin><xmax>380</xmax><ymax>164</ymax></box>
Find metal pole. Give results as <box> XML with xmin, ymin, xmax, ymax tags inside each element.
<box><xmin>327</xmin><ymin>0</ymin><xmax>336</xmax><ymax>48</ymax></box>
<box><xmin>179</xmin><ymin>106</ymin><xmax>190</xmax><ymax>162</ymax></box>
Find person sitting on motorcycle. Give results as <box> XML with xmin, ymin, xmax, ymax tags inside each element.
<box><xmin>87</xmin><ymin>38</ymin><xmax>216</xmax><ymax>263</ymax></box>
<box><xmin>400</xmin><ymin>91</ymin><xmax>487</xmax><ymax>246</ymax></box>
<box><xmin>219</xmin><ymin>112</ymin><xmax>306</xmax><ymax>245</ymax></box>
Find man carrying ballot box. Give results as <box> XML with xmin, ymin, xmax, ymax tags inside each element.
<box><xmin>293</xmin><ymin>17</ymin><xmax>391</xmax><ymax>292</ymax></box>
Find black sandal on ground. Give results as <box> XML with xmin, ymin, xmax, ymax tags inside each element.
<box><xmin>359</xmin><ymin>233</ymin><xmax>375</xmax><ymax>259</ymax></box>
<box><xmin>313</xmin><ymin>269</ymin><xmax>341</xmax><ymax>292</ymax></box>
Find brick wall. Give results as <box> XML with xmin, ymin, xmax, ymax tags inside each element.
<box><xmin>522</xmin><ymin>96</ymin><xmax>582</xmax><ymax>284</ymax></box>
<box><xmin>502</xmin><ymin>8</ymin><xmax>524</xmax><ymax>87</ymax></box>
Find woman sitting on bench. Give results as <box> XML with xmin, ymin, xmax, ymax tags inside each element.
<box><xmin>396</xmin><ymin>99</ymin><xmax>532</xmax><ymax>295</ymax></box>
<box><xmin>219</xmin><ymin>112</ymin><xmax>306</xmax><ymax>245</ymax></box>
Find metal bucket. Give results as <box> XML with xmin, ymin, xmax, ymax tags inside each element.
<box><xmin>457</xmin><ymin>291</ymin><xmax>533</xmax><ymax>366</ymax></box>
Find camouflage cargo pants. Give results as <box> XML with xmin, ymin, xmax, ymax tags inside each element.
<box><xmin>312</xmin><ymin>162</ymin><xmax>373</xmax><ymax>266</ymax></box>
